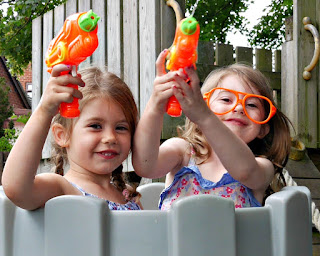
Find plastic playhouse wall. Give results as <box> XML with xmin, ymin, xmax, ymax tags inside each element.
<box><xmin>0</xmin><ymin>184</ymin><xmax>312</xmax><ymax>256</ymax></box>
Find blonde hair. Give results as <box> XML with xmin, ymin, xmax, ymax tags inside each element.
<box><xmin>51</xmin><ymin>66</ymin><xmax>140</xmax><ymax>200</ymax></box>
<box><xmin>179</xmin><ymin>63</ymin><xmax>292</xmax><ymax>201</ymax></box>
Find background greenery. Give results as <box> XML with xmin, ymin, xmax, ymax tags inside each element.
<box><xmin>0</xmin><ymin>0</ymin><xmax>67</xmax><ymax>76</ymax></box>
<box><xmin>0</xmin><ymin>77</ymin><xmax>13</xmax><ymax>138</ymax></box>
<box><xmin>0</xmin><ymin>0</ymin><xmax>293</xmax><ymax>76</ymax></box>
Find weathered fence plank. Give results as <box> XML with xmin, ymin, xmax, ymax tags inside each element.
<box><xmin>54</xmin><ymin>4</ymin><xmax>65</xmax><ymax>36</ymax></box>
<box><xmin>139</xmin><ymin>0</ymin><xmax>161</xmax><ymax>115</ymax></box>
<box><xmin>256</xmin><ymin>48</ymin><xmax>272</xmax><ymax>71</ymax></box>
<box><xmin>235</xmin><ymin>46</ymin><xmax>253</xmax><ymax>64</ymax></box>
<box><xmin>107</xmin><ymin>0</ymin><xmax>122</xmax><ymax>77</ymax></box>
<box><xmin>92</xmin><ymin>0</ymin><xmax>106</xmax><ymax>69</ymax></box>
<box><xmin>292</xmin><ymin>0</ymin><xmax>317</xmax><ymax>147</ymax></box>
<box><xmin>215</xmin><ymin>44</ymin><xmax>233</xmax><ymax>66</ymax></box>
<box><xmin>42</xmin><ymin>10</ymin><xmax>54</xmax><ymax>159</ymax></box>
<box><xmin>66</xmin><ymin>0</ymin><xmax>77</xmax><ymax>16</ymax></box>
<box><xmin>32</xmin><ymin>17</ymin><xmax>42</xmax><ymax>111</ymax></box>
<box><xmin>123</xmin><ymin>0</ymin><xmax>139</xmax><ymax>106</ymax></box>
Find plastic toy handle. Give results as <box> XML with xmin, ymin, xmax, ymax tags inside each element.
<box><xmin>166</xmin><ymin>96</ymin><xmax>182</xmax><ymax>117</ymax></box>
<box><xmin>165</xmin><ymin>16</ymin><xmax>200</xmax><ymax>117</ymax></box>
<box><xmin>57</xmin><ymin>69</ymin><xmax>80</xmax><ymax>118</ymax></box>
<box><xmin>59</xmin><ymin>83</ymin><xmax>80</xmax><ymax>118</ymax></box>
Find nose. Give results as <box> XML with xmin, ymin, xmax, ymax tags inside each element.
<box><xmin>101</xmin><ymin>128</ymin><xmax>117</xmax><ymax>144</ymax></box>
<box><xmin>233</xmin><ymin>99</ymin><xmax>245</xmax><ymax>114</ymax></box>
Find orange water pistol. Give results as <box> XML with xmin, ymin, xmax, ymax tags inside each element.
<box><xmin>166</xmin><ymin>16</ymin><xmax>200</xmax><ymax>117</ymax></box>
<box><xmin>45</xmin><ymin>10</ymin><xmax>100</xmax><ymax>118</ymax></box>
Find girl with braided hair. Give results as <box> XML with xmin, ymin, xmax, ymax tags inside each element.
<box><xmin>3</xmin><ymin>65</ymin><xmax>142</xmax><ymax>210</ymax></box>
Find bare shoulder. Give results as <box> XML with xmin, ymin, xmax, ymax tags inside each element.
<box><xmin>34</xmin><ymin>172</ymin><xmax>81</xmax><ymax>195</ymax></box>
<box><xmin>161</xmin><ymin>137</ymin><xmax>191</xmax><ymax>166</ymax></box>
<box><xmin>162</xmin><ymin>137</ymin><xmax>191</xmax><ymax>187</ymax></box>
<box><xmin>161</xmin><ymin>137</ymin><xmax>189</xmax><ymax>151</ymax></box>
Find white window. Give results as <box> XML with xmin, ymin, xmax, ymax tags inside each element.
<box><xmin>26</xmin><ymin>83</ymin><xmax>32</xmax><ymax>98</ymax></box>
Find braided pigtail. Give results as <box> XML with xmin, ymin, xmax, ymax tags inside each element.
<box><xmin>111</xmin><ymin>165</ymin><xmax>141</xmax><ymax>202</ymax></box>
<box><xmin>51</xmin><ymin>143</ymin><xmax>67</xmax><ymax>176</ymax></box>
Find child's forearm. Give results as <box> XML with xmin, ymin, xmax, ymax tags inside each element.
<box><xmin>132</xmin><ymin>108</ymin><xmax>164</xmax><ymax>178</ymax></box>
<box><xmin>197</xmin><ymin>112</ymin><xmax>260</xmax><ymax>182</ymax></box>
<box><xmin>2</xmin><ymin>106</ymin><xmax>53</xmax><ymax>203</ymax></box>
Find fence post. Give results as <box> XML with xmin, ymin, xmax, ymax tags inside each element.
<box><xmin>282</xmin><ymin>0</ymin><xmax>318</xmax><ymax>148</ymax></box>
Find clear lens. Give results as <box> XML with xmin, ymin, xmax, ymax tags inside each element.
<box><xmin>244</xmin><ymin>96</ymin><xmax>269</xmax><ymax>122</ymax></box>
<box><xmin>210</xmin><ymin>89</ymin><xmax>238</xmax><ymax>114</ymax></box>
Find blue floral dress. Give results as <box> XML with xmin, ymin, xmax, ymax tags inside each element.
<box><xmin>70</xmin><ymin>182</ymin><xmax>141</xmax><ymax>211</ymax></box>
<box><xmin>159</xmin><ymin>156</ymin><xmax>261</xmax><ymax>210</ymax></box>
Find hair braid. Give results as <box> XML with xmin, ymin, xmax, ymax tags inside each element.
<box><xmin>111</xmin><ymin>165</ymin><xmax>141</xmax><ymax>202</ymax></box>
<box><xmin>51</xmin><ymin>146</ymin><xmax>66</xmax><ymax>176</ymax></box>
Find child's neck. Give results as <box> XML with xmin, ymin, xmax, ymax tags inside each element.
<box><xmin>65</xmin><ymin>170</ymin><xmax>127</xmax><ymax>204</ymax></box>
<box><xmin>64</xmin><ymin>168</ymin><xmax>112</xmax><ymax>188</ymax></box>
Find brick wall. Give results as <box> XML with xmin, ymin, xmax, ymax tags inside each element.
<box><xmin>0</xmin><ymin>58</ymin><xmax>31</xmax><ymax>132</ymax></box>
<box><xmin>0</xmin><ymin>61</ymin><xmax>25</xmax><ymax>109</ymax></box>
<box><xmin>0</xmin><ymin>58</ymin><xmax>31</xmax><ymax>111</ymax></box>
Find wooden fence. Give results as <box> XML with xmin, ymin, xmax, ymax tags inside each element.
<box><xmin>32</xmin><ymin>0</ymin><xmax>281</xmax><ymax>170</ymax></box>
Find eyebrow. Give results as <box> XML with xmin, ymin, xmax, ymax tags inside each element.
<box><xmin>86</xmin><ymin>117</ymin><xmax>128</xmax><ymax>123</ymax></box>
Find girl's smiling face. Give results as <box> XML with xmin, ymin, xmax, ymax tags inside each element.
<box><xmin>208</xmin><ymin>74</ymin><xmax>270</xmax><ymax>144</ymax></box>
<box><xmin>65</xmin><ymin>97</ymin><xmax>131</xmax><ymax>177</ymax></box>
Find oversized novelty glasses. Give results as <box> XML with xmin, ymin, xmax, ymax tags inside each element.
<box><xmin>203</xmin><ymin>88</ymin><xmax>277</xmax><ymax>124</ymax></box>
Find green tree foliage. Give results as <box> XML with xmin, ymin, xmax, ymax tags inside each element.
<box><xmin>186</xmin><ymin>0</ymin><xmax>292</xmax><ymax>49</ymax></box>
<box><xmin>0</xmin><ymin>0</ymin><xmax>293</xmax><ymax>76</ymax></box>
<box><xmin>0</xmin><ymin>77</ymin><xmax>13</xmax><ymax>138</ymax></box>
<box><xmin>186</xmin><ymin>0</ymin><xmax>253</xmax><ymax>43</ymax></box>
<box><xmin>247</xmin><ymin>0</ymin><xmax>293</xmax><ymax>49</ymax></box>
<box><xmin>0</xmin><ymin>0</ymin><xmax>67</xmax><ymax>76</ymax></box>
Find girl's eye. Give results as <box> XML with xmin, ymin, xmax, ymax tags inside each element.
<box><xmin>116</xmin><ymin>125</ymin><xmax>129</xmax><ymax>132</ymax></box>
<box><xmin>221</xmin><ymin>97</ymin><xmax>232</xmax><ymax>103</ymax></box>
<box><xmin>246</xmin><ymin>103</ymin><xmax>258</xmax><ymax>108</ymax></box>
<box><xmin>245</xmin><ymin>98</ymin><xmax>263</xmax><ymax>110</ymax></box>
<box><xmin>89</xmin><ymin>123</ymin><xmax>102</xmax><ymax>129</ymax></box>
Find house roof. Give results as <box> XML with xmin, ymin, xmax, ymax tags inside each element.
<box><xmin>0</xmin><ymin>56</ymin><xmax>31</xmax><ymax>110</ymax></box>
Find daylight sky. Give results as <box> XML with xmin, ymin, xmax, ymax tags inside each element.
<box><xmin>226</xmin><ymin>0</ymin><xmax>272</xmax><ymax>47</ymax></box>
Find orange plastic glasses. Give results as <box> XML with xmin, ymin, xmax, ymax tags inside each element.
<box><xmin>203</xmin><ymin>87</ymin><xmax>277</xmax><ymax>124</ymax></box>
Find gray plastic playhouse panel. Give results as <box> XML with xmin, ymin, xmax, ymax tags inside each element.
<box><xmin>0</xmin><ymin>184</ymin><xmax>312</xmax><ymax>256</ymax></box>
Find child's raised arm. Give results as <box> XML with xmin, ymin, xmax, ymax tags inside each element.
<box><xmin>2</xmin><ymin>64</ymin><xmax>84</xmax><ymax>210</ymax></box>
<box><xmin>133</xmin><ymin>50</ymin><xmax>188</xmax><ymax>179</ymax></box>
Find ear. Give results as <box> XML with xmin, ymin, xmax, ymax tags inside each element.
<box><xmin>257</xmin><ymin>123</ymin><xmax>270</xmax><ymax>139</ymax></box>
<box><xmin>51</xmin><ymin>123</ymin><xmax>69</xmax><ymax>147</ymax></box>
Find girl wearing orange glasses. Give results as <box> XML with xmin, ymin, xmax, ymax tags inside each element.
<box><xmin>133</xmin><ymin>49</ymin><xmax>292</xmax><ymax>210</ymax></box>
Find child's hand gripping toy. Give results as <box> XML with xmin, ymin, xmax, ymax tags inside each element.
<box><xmin>45</xmin><ymin>10</ymin><xmax>100</xmax><ymax>118</ymax></box>
<box><xmin>166</xmin><ymin>16</ymin><xmax>200</xmax><ymax>117</ymax></box>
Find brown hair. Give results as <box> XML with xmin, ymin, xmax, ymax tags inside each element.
<box><xmin>51</xmin><ymin>66</ymin><xmax>140</xmax><ymax>201</ymax></box>
<box><xmin>179</xmin><ymin>63</ymin><xmax>292</xmax><ymax>201</ymax></box>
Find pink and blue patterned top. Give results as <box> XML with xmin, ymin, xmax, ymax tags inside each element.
<box><xmin>159</xmin><ymin>157</ymin><xmax>261</xmax><ymax>210</ymax></box>
<box><xmin>70</xmin><ymin>182</ymin><xmax>141</xmax><ymax>211</ymax></box>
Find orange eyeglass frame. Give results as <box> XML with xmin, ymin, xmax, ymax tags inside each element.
<box><xmin>203</xmin><ymin>87</ymin><xmax>277</xmax><ymax>124</ymax></box>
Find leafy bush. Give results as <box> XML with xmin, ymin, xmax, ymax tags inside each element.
<box><xmin>0</xmin><ymin>128</ymin><xmax>19</xmax><ymax>152</ymax></box>
<box><xmin>0</xmin><ymin>114</ymin><xmax>30</xmax><ymax>152</ymax></box>
<box><xmin>0</xmin><ymin>77</ymin><xmax>13</xmax><ymax>138</ymax></box>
